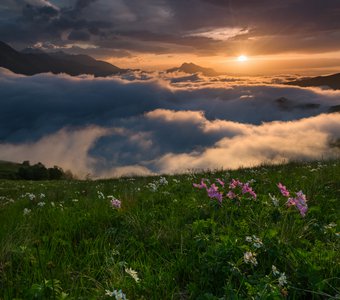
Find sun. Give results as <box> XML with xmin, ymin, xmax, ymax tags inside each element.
<box><xmin>237</xmin><ymin>55</ymin><xmax>248</xmax><ymax>62</ymax></box>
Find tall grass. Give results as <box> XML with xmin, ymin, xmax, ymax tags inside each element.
<box><xmin>0</xmin><ymin>160</ymin><xmax>339</xmax><ymax>299</ymax></box>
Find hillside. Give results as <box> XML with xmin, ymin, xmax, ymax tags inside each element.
<box><xmin>0</xmin><ymin>159</ymin><xmax>339</xmax><ymax>299</ymax></box>
<box><xmin>0</xmin><ymin>41</ymin><xmax>124</xmax><ymax>77</ymax></box>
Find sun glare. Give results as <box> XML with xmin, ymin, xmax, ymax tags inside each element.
<box><xmin>237</xmin><ymin>55</ymin><xmax>248</xmax><ymax>62</ymax></box>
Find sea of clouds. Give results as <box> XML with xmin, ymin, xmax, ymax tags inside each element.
<box><xmin>1</xmin><ymin>67</ymin><xmax>339</xmax><ymax>178</ymax></box>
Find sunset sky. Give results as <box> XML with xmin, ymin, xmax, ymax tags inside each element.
<box><xmin>2</xmin><ymin>0</ymin><xmax>340</xmax><ymax>74</ymax></box>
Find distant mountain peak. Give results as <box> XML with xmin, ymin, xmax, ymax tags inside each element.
<box><xmin>0</xmin><ymin>40</ymin><xmax>125</xmax><ymax>77</ymax></box>
<box><xmin>167</xmin><ymin>62</ymin><xmax>219</xmax><ymax>76</ymax></box>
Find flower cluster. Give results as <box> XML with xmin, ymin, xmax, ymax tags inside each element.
<box><xmin>193</xmin><ymin>178</ymin><xmax>256</xmax><ymax>205</ymax></box>
<box><xmin>243</xmin><ymin>251</ymin><xmax>258</xmax><ymax>266</ymax></box>
<box><xmin>125</xmin><ymin>267</ymin><xmax>140</xmax><ymax>283</ymax></box>
<box><xmin>108</xmin><ymin>196</ymin><xmax>121</xmax><ymax>209</ymax></box>
<box><xmin>245</xmin><ymin>235</ymin><xmax>263</xmax><ymax>249</ymax></box>
<box><xmin>272</xmin><ymin>265</ymin><xmax>288</xmax><ymax>287</ymax></box>
<box><xmin>277</xmin><ymin>183</ymin><xmax>308</xmax><ymax>217</ymax></box>
<box><xmin>105</xmin><ymin>289</ymin><xmax>127</xmax><ymax>300</ymax></box>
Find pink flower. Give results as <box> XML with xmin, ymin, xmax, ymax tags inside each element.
<box><xmin>207</xmin><ymin>184</ymin><xmax>223</xmax><ymax>203</ymax></box>
<box><xmin>216</xmin><ymin>178</ymin><xmax>225</xmax><ymax>187</ymax></box>
<box><xmin>226</xmin><ymin>190</ymin><xmax>236</xmax><ymax>199</ymax></box>
<box><xmin>229</xmin><ymin>179</ymin><xmax>242</xmax><ymax>189</ymax></box>
<box><xmin>285</xmin><ymin>190</ymin><xmax>308</xmax><ymax>217</ymax></box>
<box><xmin>193</xmin><ymin>179</ymin><xmax>207</xmax><ymax>189</ymax></box>
<box><xmin>277</xmin><ymin>183</ymin><xmax>290</xmax><ymax>197</ymax></box>
<box><xmin>110</xmin><ymin>198</ymin><xmax>121</xmax><ymax>209</ymax></box>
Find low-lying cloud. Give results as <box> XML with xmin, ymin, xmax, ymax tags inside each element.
<box><xmin>0</xmin><ymin>68</ymin><xmax>339</xmax><ymax>177</ymax></box>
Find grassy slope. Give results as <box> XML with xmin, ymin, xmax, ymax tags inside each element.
<box><xmin>0</xmin><ymin>160</ymin><xmax>339</xmax><ymax>299</ymax></box>
<box><xmin>0</xmin><ymin>160</ymin><xmax>21</xmax><ymax>179</ymax></box>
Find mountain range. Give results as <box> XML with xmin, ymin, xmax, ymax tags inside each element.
<box><xmin>0</xmin><ymin>41</ymin><xmax>124</xmax><ymax>77</ymax></box>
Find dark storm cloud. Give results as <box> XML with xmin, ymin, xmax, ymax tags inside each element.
<box><xmin>1</xmin><ymin>69</ymin><xmax>340</xmax><ymax>177</ymax></box>
<box><xmin>1</xmin><ymin>0</ymin><xmax>340</xmax><ymax>56</ymax></box>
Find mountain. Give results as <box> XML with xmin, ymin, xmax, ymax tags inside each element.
<box><xmin>287</xmin><ymin>73</ymin><xmax>340</xmax><ymax>90</ymax></box>
<box><xmin>0</xmin><ymin>41</ymin><xmax>124</xmax><ymax>77</ymax></box>
<box><xmin>167</xmin><ymin>62</ymin><xmax>219</xmax><ymax>76</ymax></box>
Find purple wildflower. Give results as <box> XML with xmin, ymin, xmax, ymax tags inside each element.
<box><xmin>286</xmin><ymin>190</ymin><xmax>308</xmax><ymax>217</ymax></box>
<box><xmin>207</xmin><ymin>184</ymin><xmax>223</xmax><ymax>203</ymax></box>
<box><xmin>226</xmin><ymin>190</ymin><xmax>236</xmax><ymax>199</ymax></box>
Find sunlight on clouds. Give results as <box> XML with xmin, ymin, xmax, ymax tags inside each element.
<box><xmin>186</xmin><ymin>27</ymin><xmax>249</xmax><ymax>41</ymax></box>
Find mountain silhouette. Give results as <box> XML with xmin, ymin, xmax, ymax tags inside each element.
<box><xmin>287</xmin><ymin>73</ymin><xmax>340</xmax><ymax>90</ymax></box>
<box><xmin>0</xmin><ymin>41</ymin><xmax>124</xmax><ymax>77</ymax></box>
<box><xmin>167</xmin><ymin>62</ymin><xmax>219</xmax><ymax>76</ymax></box>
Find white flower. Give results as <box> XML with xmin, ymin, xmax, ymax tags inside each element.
<box><xmin>159</xmin><ymin>176</ymin><xmax>168</xmax><ymax>185</ymax></box>
<box><xmin>51</xmin><ymin>202</ymin><xmax>55</xmax><ymax>207</ymax></box>
<box><xmin>243</xmin><ymin>251</ymin><xmax>257</xmax><ymax>266</ymax></box>
<box><xmin>23</xmin><ymin>208</ymin><xmax>31</xmax><ymax>215</ymax></box>
<box><xmin>272</xmin><ymin>265</ymin><xmax>280</xmax><ymax>276</ymax></box>
<box><xmin>39</xmin><ymin>193</ymin><xmax>46</xmax><ymax>199</ymax></box>
<box><xmin>37</xmin><ymin>202</ymin><xmax>46</xmax><ymax>207</ymax></box>
<box><xmin>245</xmin><ymin>236</ymin><xmax>252</xmax><ymax>242</ymax></box>
<box><xmin>105</xmin><ymin>289</ymin><xmax>127</xmax><ymax>299</ymax></box>
<box><xmin>278</xmin><ymin>273</ymin><xmax>287</xmax><ymax>286</ymax></box>
<box><xmin>269</xmin><ymin>193</ymin><xmax>279</xmax><ymax>207</ymax></box>
<box><xmin>125</xmin><ymin>267</ymin><xmax>140</xmax><ymax>283</ymax></box>
<box><xmin>252</xmin><ymin>235</ymin><xmax>263</xmax><ymax>248</ymax></box>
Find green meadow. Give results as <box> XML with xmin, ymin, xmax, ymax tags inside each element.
<box><xmin>0</xmin><ymin>160</ymin><xmax>339</xmax><ymax>299</ymax></box>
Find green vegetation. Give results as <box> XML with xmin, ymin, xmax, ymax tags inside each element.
<box><xmin>0</xmin><ymin>160</ymin><xmax>73</xmax><ymax>180</ymax></box>
<box><xmin>0</xmin><ymin>160</ymin><xmax>339</xmax><ymax>299</ymax></box>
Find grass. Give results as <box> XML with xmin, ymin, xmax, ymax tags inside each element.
<box><xmin>0</xmin><ymin>159</ymin><xmax>339</xmax><ymax>299</ymax></box>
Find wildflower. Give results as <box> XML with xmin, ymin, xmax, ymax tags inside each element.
<box><xmin>286</xmin><ymin>190</ymin><xmax>308</xmax><ymax>217</ymax></box>
<box><xmin>37</xmin><ymin>202</ymin><xmax>46</xmax><ymax>207</ymax></box>
<box><xmin>51</xmin><ymin>202</ymin><xmax>55</xmax><ymax>207</ymax></box>
<box><xmin>252</xmin><ymin>235</ymin><xmax>263</xmax><ymax>248</ymax></box>
<box><xmin>241</xmin><ymin>183</ymin><xmax>257</xmax><ymax>199</ymax></box>
<box><xmin>105</xmin><ymin>289</ymin><xmax>127</xmax><ymax>300</ymax></box>
<box><xmin>125</xmin><ymin>267</ymin><xmax>140</xmax><ymax>283</ymax></box>
<box><xmin>229</xmin><ymin>179</ymin><xmax>242</xmax><ymax>189</ymax></box>
<box><xmin>226</xmin><ymin>190</ymin><xmax>236</xmax><ymax>199</ymax></box>
<box><xmin>278</xmin><ymin>273</ymin><xmax>287</xmax><ymax>286</ymax></box>
<box><xmin>193</xmin><ymin>179</ymin><xmax>207</xmax><ymax>189</ymax></box>
<box><xmin>245</xmin><ymin>236</ymin><xmax>252</xmax><ymax>242</ymax></box>
<box><xmin>243</xmin><ymin>251</ymin><xmax>257</xmax><ymax>266</ymax></box>
<box><xmin>23</xmin><ymin>208</ymin><xmax>31</xmax><ymax>215</ymax></box>
<box><xmin>159</xmin><ymin>176</ymin><xmax>168</xmax><ymax>185</ymax></box>
<box><xmin>245</xmin><ymin>235</ymin><xmax>263</xmax><ymax>248</ymax></box>
<box><xmin>110</xmin><ymin>197</ymin><xmax>121</xmax><ymax>209</ymax></box>
<box><xmin>39</xmin><ymin>193</ymin><xmax>46</xmax><ymax>199</ymax></box>
<box><xmin>147</xmin><ymin>182</ymin><xmax>158</xmax><ymax>192</ymax></box>
<box><xmin>97</xmin><ymin>191</ymin><xmax>105</xmax><ymax>199</ymax></box>
<box><xmin>269</xmin><ymin>193</ymin><xmax>279</xmax><ymax>207</ymax></box>
<box><xmin>216</xmin><ymin>178</ymin><xmax>225</xmax><ymax>187</ymax></box>
<box><xmin>277</xmin><ymin>183</ymin><xmax>290</xmax><ymax>197</ymax></box>
<box><xmin>272</xmin><ymin>265</ymin><xmax>280</xmax><ymax>276</ymax></box>
<box><xmin>206</xmin><ymin>184</ymin><xmax>223</xmax><ymax>203</ymax></box>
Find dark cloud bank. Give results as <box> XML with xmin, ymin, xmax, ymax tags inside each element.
<box><xmin>0</xmin><ymin>68</ymin><xmax>340</xmax><ymax>177</ymax></box>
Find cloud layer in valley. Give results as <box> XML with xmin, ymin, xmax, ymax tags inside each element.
<box><xmin>0</xmin><ymin>68</ymin><xmax>340</xmax><ymax>177</ymax></box>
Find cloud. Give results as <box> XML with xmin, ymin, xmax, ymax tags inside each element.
<box><xmin>1</xmin><ymin>0</ymin><xmax>340</xmax><ymax>57</ymax></box>
<box><xmin>0</xmin><ymin>69</ymin><xmax>340</xmax><ymax>177</ymax></box>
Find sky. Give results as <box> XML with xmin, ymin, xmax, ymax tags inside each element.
<box><xmin>1</xmin><ymin>0</ymin><xmax>340</xmax><ymax>74</ymax></box>
<box><xmin>1</xmin><ymin>1</ymin><xmax>340</xmax><ymax>178</ymax></box>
